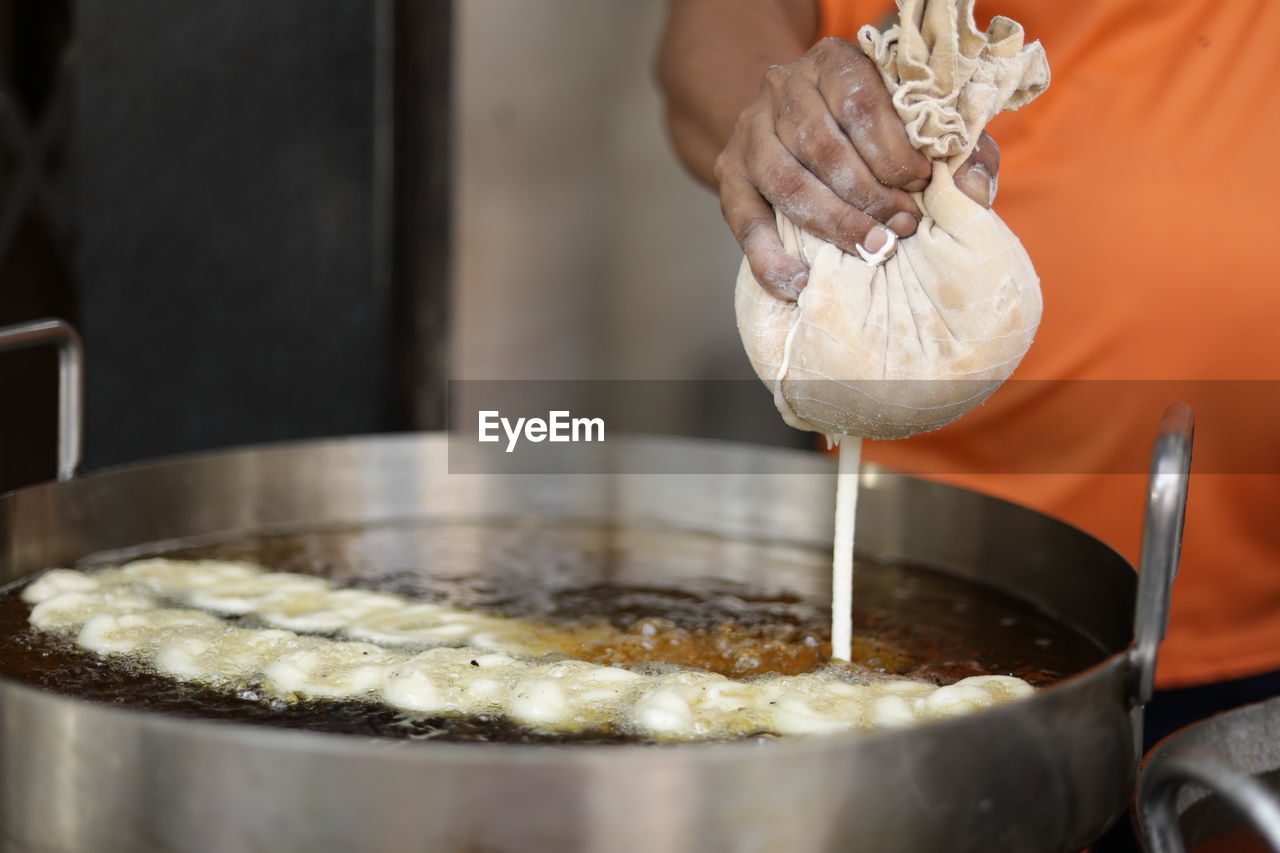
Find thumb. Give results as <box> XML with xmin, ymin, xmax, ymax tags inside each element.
<box><xmin>953</xmin><ymin>132</ymin><xmax>1001</xmax><ymax>209</ymax></box>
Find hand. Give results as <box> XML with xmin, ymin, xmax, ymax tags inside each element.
<box><xmin>715</xmin><ymin>37</ymin><xmax>1001</xmax><ymax>301</ymax></box>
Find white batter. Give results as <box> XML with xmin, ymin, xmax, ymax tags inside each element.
<box><xmin>830</xmin><ymin>437</ymin><xmax>861</xmax><ymax>662</ymax></box>
<box><xmin>769</xmin><ymin>270</ymin><xmax>866</xmax><ymax>665</ymax></box>
<box><xmin>22</xmin><ymin>561</ymin><xmax>1034</xmax><ymax>740</ymax></box>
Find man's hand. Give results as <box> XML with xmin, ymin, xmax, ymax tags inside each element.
<box><xmin>713</xmin><ymin>38</ymin><xmax>1000</xmax><ymax>300</ymax></box>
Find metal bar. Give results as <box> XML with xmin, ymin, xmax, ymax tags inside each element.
<box><xmin>1141</xmin><ymin>749</ymin><xmax>1280</xmax><ymax>853</ymax></box>
<box><xmin>1129</xmin><ymin>402</ymin><xmax>1194</xmax><ymax>710</ymax></box>
<box><xmin>0</xmin><ymin>318</ymin><xmax>83</xmax><ymax>480</ymax></box>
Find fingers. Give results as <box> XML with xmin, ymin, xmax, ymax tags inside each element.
<box><xmin>743</xmin><ymin>116</ymin><xmax>893</xmax><ymax>260</ymax></box>
<box><xmin>771</xmin><ymin>76</ymin><xmax>921</xmax><ymax>236</ymax></box>
<box><xmin>812</xmin><ymin>39</ymin><xmax>932</xmax><ymax>193</ymax></box>
<box><xmin>751</xmin><ymin>52</ymin><xmax>919</xmax><ymax>255</ymax></box>
<box><xmin>717</xmin><ymin>154</ymin><xmax>808</xmax><ymax>301</ymax></box>
<box><xmin>716</xmin><ymin>37</ymin><xmax>1001</xmax><ymax>303</ymax></box>
<box><xmin>953</xmin><ymin>132</ymin><xmax>1001</xmax><ymax>208</ymax></box>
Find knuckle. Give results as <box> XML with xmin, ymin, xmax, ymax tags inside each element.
<box><xmin>882</xmin><ymin>157</ymin><xmax>929</xmax><ymax>187</ymax></box>
<box><xmin>813</xmin><ymin>36</ymin><xmax>859</xmax><ymax>64</ymax></box>
<box><xmin>801</xmin><ymin>121</ymin><xmax>846</xmax><ymax>167</ymax></box>
<box><xmin>761</xmin><ymin>64</ymin><xmax>790</xmax><ymax>90</ymax></box>
<box><xmin>732</xmin><ymin>215</ymin><xmax>772</xmax><ymax>251</ymax></box>
<box><xmin>847</xmin><ymin>45</ymin><xmax>874</xmax><ymax>71</ymax></box>
<box><xmin>841</xmin><ymin>83</ymin><xmax>882</xmax><ymax>127</ymax></box>
<box><xmin>836</xmin><ymin>170</ymin><xmax>879</xmax><ymax>211</ymax></box>
<box><xmin>863</xmin><ymin>181</ymin><xmax>900</xmax><ymax>215</ymax></box>
<box><xmin>844</xmin><ymin>179</ymin><xmax>876</xmax><ymax>212</ymax></box>
<box><xmin>713</xmin><ymin>161</ymin><xmax>730</xmax><ymax>189</ymax></box>
<box><xmin>881</xmin><ymin>161</ymin><xmax>912</xmax><ymax>183</ymax></box>
<box><xmin>836</xmin><ymin>44</ymin><xmax>875</xmax><ymax>80</ymax></box>
<box><xmin>811</xmin><ymin>36</ymin><xmax>842</xmax><ymax>58</ymax></box>
<box><xmin>760</xmin><ymin>162</ymin><xmax>807</xmax><ymax>207</ymax></box>
<box><xmin>717</xmin><ymin>175</ymin><xmax>753</xmax><ymax>219</ymax></box>
<box><xmin>735</xmin><ymin>100</ymin><xmax>767</xmax><ymax>132</ymax></box>
<box><xmin>832</xmin><ymin>205</ymin><xmax>870</xmax><ymax>242</ymax></box>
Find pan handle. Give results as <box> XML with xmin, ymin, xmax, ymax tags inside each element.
<box><xmin>1139</xmin><ymin>748</ymin><xmax>1280</xmax><ymax>853</ymax></box>
<box><xmin>1129</xmin><ymin>402</ymin><xmax>1194</xmax><ymax>709</ymax></box>
<box><xmin>0</xmin><ymin>318</ymin><xmax>83</xmax><ymax>481</ymax></box>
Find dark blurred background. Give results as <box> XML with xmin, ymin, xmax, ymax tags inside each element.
<box><xmin>0</xmin><ymin>0</ymin><xmax>786</xmax><ymax>494</ymax></box>
<box><xmin>0</xmin><ymin>0</ymin><xmax>450</xmax><ymax>491</ymax></box>
<box><xmin>0</xmin><ymin>0</ymin><xmax>74</xmax><ymax>490</ymax></box>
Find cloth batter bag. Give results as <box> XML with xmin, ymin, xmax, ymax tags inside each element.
<box><xmin>735</xmin><ymin>0</ymin><xmax>1050</xmax><ymax>440</ymax></box>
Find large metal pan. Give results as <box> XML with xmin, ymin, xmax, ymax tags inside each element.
<box><xmin>0</xmin><ymin>320</ymin><xmax>1192</xmax><ymax>852</ymax></box>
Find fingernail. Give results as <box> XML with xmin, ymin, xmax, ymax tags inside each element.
<box><xmin>785</xmin><ymin>270</ymin><xmax>808</xmax><ymax>299</ymax></box>
<box><xmin>905</xmin><ymin>178</ymin><xmax>929</xmax><ymax>192</ymax></box>
<box><xmin>887</xmin><ymin>211</ymin><xmax>917</xmax><ymax>238</ymax></box>
<box><xmin>960</xmin><ymin>164</ymin><xmax>994</xmax><ymax>207</ymax></box>
<box><xmin>771</xmin><ymin>269</ymin><xmax>806</xmax><ymax>301</ymax></box>
<box><xmin>862</xmin><ymin>226</ymin><xmax>890</xmax><ymax>254</ymax></box>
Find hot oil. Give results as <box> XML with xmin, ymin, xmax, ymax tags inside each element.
<box><xmin>0</xmin><ymin>520</ymin><xmax>1108</xmax><ymax>744</ymax></box>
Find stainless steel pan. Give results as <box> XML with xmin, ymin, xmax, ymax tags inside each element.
<box><xmin>0</xmin><ymin>320</ymin><xmax>1193</xmax><ymax>853</ymax></box>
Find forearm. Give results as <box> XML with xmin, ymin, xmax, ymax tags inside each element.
<box><xmin>657</xmin><ymin>0</ymin><xmax>818</xmax><ymax>188</ymax></box>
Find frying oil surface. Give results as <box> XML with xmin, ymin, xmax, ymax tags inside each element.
<box><xmin>0</xmin><ymin>521</ymin><xmax>1106</xmax><ymax>744</ymax></box>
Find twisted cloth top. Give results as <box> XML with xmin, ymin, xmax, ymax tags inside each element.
<box><xmin>857</xmin><ymin>0</ymin><xmax>1048</xmax><ymax>163</ymax></box>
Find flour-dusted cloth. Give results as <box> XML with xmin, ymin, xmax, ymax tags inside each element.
<box><xmin>735</xmin><ymin>0</ymin><xmax>1049</xmax><ymax>439</ymax></box>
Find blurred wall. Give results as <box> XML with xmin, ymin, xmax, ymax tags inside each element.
<box><xmin>63</xmin><ymin>0</ymin><xmax>801</xmax><ymax>470</ymax></box>
<box><xmin>450</xmin><ymin>1</ymin><xmax>747</xmax><ymax>384</ymax></box>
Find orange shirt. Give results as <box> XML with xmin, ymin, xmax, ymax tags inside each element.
<box><xmin>816</xmin><ymin>0</ymin><xmax>1280</xmax><ymax>687</ymax></box>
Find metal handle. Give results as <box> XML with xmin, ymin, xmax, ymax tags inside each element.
<box><xmin>1140</xmin><ymin>749</ymin><xmax>1280</xmax><ymax>853</ymax></box>
<box><xmin>0</xmin><ymin>318</ymin><xmax>82</xmax><ymax>481</ymax></box>
<box><xmin>1129</xmin><ymin>402</ymin><xmax>1194</xmax><ymax>708</ymax></box>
